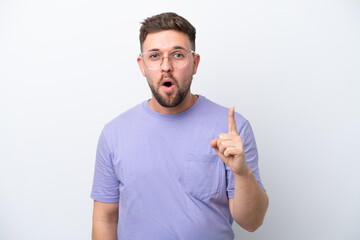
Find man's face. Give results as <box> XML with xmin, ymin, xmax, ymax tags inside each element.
<box><xmin>137</xmin><ymin>30</ymin><xmax>200</xmax><ymax>108</ymax></box>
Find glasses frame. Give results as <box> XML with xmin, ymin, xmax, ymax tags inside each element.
<box><xmin>139</xmin><ymin>49</ymin><xmax>196</xmax><ymax>70</ymax></box>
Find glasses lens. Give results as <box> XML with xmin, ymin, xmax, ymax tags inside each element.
<box><xmin>169</xmin><ymin>49</ymin><xmax>189</xmax><ymax>68</ymax></box>
<box><xmin>143</xmin><ymin>50</ymin><xmax>191</xmax><ymax>69</ymax></box>
<box><xmin>143</xmin><ymin>51</ymin><xmax>161</xmax><ymax>69</ymax></box>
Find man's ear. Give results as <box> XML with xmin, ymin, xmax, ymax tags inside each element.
<box><xmin>192</xmin><ymin>54</ymin><xmax>200</xmax><ymax>75</ymax></box>
<box><xmin>137</xmin><ymin>56</ymin><xmax>146</xmax><ymax>76</ymax></box>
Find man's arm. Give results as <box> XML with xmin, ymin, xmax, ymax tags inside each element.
<box><xmin>210</xmin><ymin>107</ymin><xmax>268</xmax><ymax>232</ymax></box>
<box><xmin>92</xmin><ymin>200</ymin><xmax>119</xmax><ymax>240</ymax></box>
<box><xmin>229</xmin><ymin>169</ymin><xmax>268</xmax><ymax>231</ymax></box>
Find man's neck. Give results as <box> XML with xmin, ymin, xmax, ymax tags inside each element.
<box><xmin>148</xmin><ymin>93</ymin><xmax>198</xmax><ymax>115</ymax></box>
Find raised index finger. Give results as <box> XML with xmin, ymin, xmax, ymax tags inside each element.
<box><xmin>228</xmin><ymin>107</ymin><xmax>238</xmax><ymax>134</ymax></box>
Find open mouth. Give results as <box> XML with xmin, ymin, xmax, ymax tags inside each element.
<box><xmin>163</xmin><ymin>81</ymin><xmax>173</xmax><ymax>87</ymax></box>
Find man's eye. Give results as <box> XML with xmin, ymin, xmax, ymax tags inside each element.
<box><xmin>149</xmin><ymin>53</ymin><xmax>160</xmax><ymax>60</ymax></box>
<box><xmin>172</xmin><ymin>52</ymin><xmax>184</xmax><ymax>59</ymax></box>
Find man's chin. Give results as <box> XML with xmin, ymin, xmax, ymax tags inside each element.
<box><xmin>155</xmin><ymin>94</ymin><xmax>182</xmax><ymax>108</ymax></box>
<box><xmin>159</xmin><ymin>98</ymin><xmax>179</xmax><ymax>108</ymax></box>
<box><xmin>151</xmin><ymin>84</ymin><xmax>189</xmax><ymax>109</ymax></box>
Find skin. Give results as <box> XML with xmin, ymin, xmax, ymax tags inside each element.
<box><xmin>92</xmin><ymin>29</ymin><xmax>268</xmax><ymax>239</ymax></box>
<box><xmin>210</xmin><ymin>107</ymin><xmax>269</xmax><ymax>231</ymax></box>
<box><xmin>92</xmin><ymin>201</ymin><xmax>118</xmax><ymax>240</ymax></box>
<box><xmin>137</xmin><ymin>30</ymin><xmax>200</xmax><ymax>114</ymax></box>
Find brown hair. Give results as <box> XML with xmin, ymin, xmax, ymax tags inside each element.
<box><xmin>139</xmin><ymin>12</ymin><xmax>196</xmax><ymax>52</ymax></box>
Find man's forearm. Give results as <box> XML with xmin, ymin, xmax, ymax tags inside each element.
<box><xmin>231</xmin><ymin>166</ymin><xmax>269</xmax><ymax>232</ymax></box>
<box><xmin>92</xmin><ymin>220</ymin><xmax>118</xmax><ymax>240</ymax></box>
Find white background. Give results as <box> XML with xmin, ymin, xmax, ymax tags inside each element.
<box><xmin>1</xmin><ymin>0</ymin><xmax>359</xmax><ymax>239</ymax></box>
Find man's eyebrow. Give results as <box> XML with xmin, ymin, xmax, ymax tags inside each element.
<box><xmin>147</xmin><ymin>46</ymin><xmax>186</xmax><ymax>52</ymax></box>
<box><xmin>148</xmin><ymin>48</ymin><xmax>160</xmax><ymax>52</ymax></box>
<box><xmin>173</xmin><ymin>46</ymin><xmax>186</xmax><ymax>50</ymax></box>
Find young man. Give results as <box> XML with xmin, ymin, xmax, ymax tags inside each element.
<box><xmin>91</xmin><ymin>12</ymin><xmax>268</xmax><ymax>240</ymax></box>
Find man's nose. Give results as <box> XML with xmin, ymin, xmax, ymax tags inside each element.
<box><xmin>161</xmin><ymin>56</ymin><xmax>173</xmax><ymax>72</ymax></box>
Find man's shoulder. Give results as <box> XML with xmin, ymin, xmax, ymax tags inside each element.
<box><xmin>200</xmin><ymin>96</ymin><xmax>230</xmax><ymax>113</ymax></box>
<box><xmin>102</xmin><ymin>101</ymin><xmax>145</xmax><ymax>131</ymax></box>
<box><xmin>200</xmin><ymin>95</ymin><xmax>248</xmax><ymax>124</ymax></box>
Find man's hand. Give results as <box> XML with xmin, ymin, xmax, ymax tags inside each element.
<box><xmin>211</xmin><ymin>107</ymin><xmax>269</xmax><ymax>232</ymax></box>
<box><xmin>210</xmin><ymin>107</ymin><xmax>250</xmax><ymax>176</ymax></box>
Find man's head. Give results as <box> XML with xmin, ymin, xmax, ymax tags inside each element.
<box><xmin>137</xmin><ymin>13</ymin><xmax>200</xmax><ymax>112</ymax></box>
<box><xmin>139</xmin><ymin>12</ymin><xmax>196</xmax><ymax>52</ymax></box>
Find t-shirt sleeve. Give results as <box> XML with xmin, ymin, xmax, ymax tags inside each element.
<box><xmin>91</xmin><ymin>128</ymin><xmax>120</xmax><ymax>203</ymax></box>
<box><xmin>226</xmin><ymin>120</ymin><xmax>265</xmax><ymax>199</ymax></box>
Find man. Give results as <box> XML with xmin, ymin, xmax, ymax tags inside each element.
<box><xmin>91</xmin><ymin>12</ymin><xmax>268</xmax><ymax>240</ymax></box>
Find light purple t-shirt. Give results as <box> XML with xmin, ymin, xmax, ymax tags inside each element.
<box><xmin>91</xmin><ymin>95</ymin><xmax>264</xmax><ymax>240</ymax></box>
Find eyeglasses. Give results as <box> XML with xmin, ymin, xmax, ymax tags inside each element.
<box><xmin>140</xmin><ymin>49</ymin><xmax>195</xmax><ymax>70</ymax></box>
